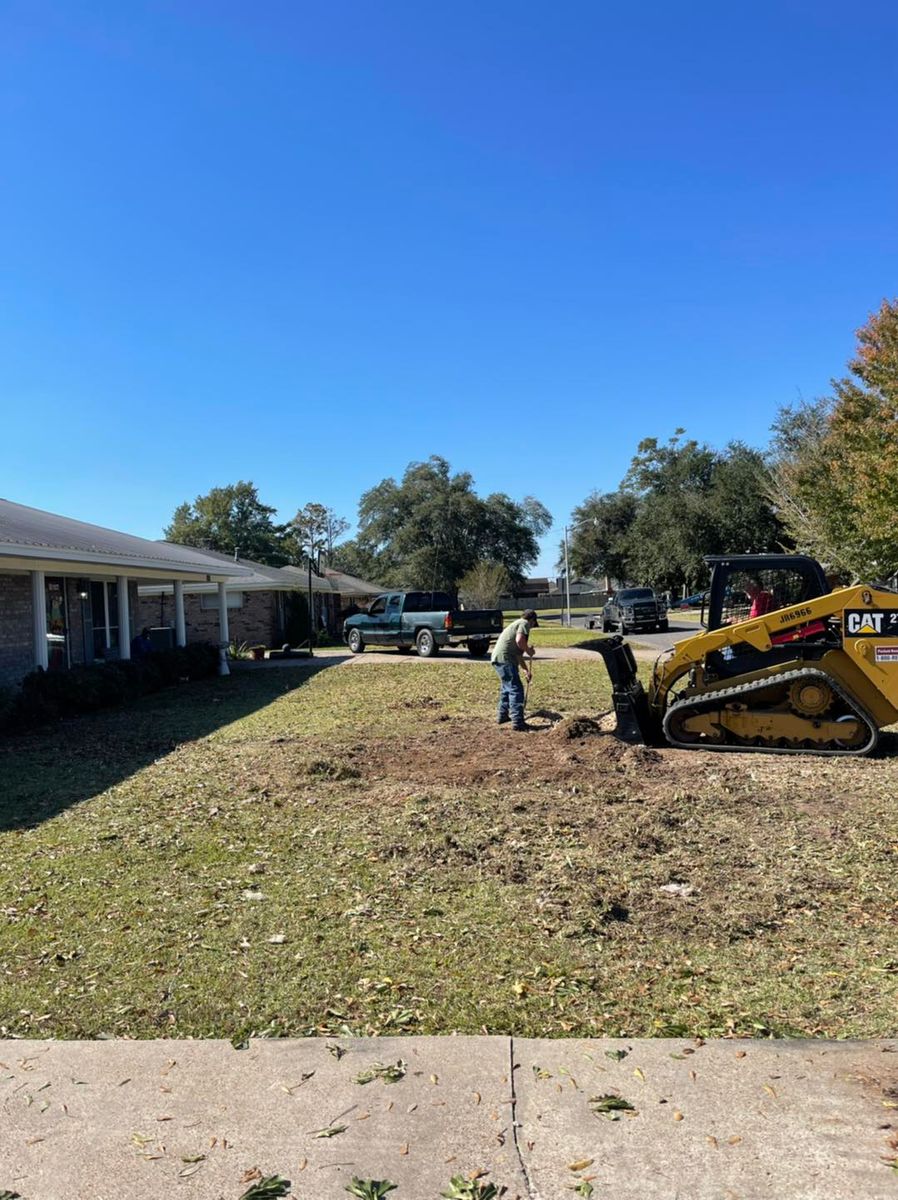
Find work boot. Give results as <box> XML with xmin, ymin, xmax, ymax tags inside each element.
<box><xmin>512</xmin><ymin>722</ymin><xmax>531</xmax><ymax>732</ymax></box>
<box><xmin>497</xmin><ymin>715</ymin><xmax>510</xmax><ymax>725</ymax></box>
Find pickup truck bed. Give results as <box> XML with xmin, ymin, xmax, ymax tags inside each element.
<box><xmin>343</xmin><ymin>591</ymin><xmax>504</xmax><ymax>658</ymax></box>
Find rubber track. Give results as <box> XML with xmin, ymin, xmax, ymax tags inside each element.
<box><xmin>663</xmin><ymin>666</ymin><xmax>879</xmax><ymax>757</ymax></box>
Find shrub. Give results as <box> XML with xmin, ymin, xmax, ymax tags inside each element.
<box><xmin>2</xmin><ymin>642</ymin><xmax>220</xmax><ymax>732</ymax></box>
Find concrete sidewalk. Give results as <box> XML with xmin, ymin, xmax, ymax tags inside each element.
<box><xmin>1</xmin><ymin>1036</ymin><xmax>895</xmax><ymax>1199</ymax></box>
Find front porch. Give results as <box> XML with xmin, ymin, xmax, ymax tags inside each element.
<box><xmin>0</xmin><ymin>500</ymin><xmax>253</xmax><ymax>689</ymax></box>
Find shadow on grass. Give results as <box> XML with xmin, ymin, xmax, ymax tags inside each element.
<box><xmin>0</xmin><ymin>660</ymin><xmax>342</xmax><ymax>833</ymax></box>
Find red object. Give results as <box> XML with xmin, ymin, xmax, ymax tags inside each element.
<box><xmin>770</xmin><ymin>620</ymin><xmax>827</xmax><ymax>645</ymax></box>
<box><xmin>444</xmin><ymin>613</ymin><xmax>453</xmax><ymax>630</ymax></box>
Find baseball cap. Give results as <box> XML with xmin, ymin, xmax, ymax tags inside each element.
<box><xmin>522</xmin><ymin>608</ymin><xmax>539</xmax><ymax>626</ymax></box>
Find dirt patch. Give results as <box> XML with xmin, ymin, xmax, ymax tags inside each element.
<box><xmin>333</xmin><ymin>715</ymin><xmax>680</xmax><ymax>789</ymax></box>
<box><xmin>552</xmin><ymin>715</ymin><xmax>603</xmax><ymax>740</ymax></box>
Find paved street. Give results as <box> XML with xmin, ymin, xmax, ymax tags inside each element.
<box><xmin>555</xmin><ymin>613</ymin><xmax>700</xmax><ymax>653</ymax></box>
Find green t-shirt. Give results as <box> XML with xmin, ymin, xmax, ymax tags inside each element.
<box><xmin>491</xmin><ymin>617</ymin><xmax>531</xmax><ymax>665</ymax></box>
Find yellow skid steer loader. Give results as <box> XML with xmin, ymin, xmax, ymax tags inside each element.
<box><xmin>596</xmin><ymin>554</ymin><xmax>898</xmax><ymax>756</ymax></box>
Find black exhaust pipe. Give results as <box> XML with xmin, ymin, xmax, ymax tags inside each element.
<box><xmin>593</xmin><ymin>636</ymin><xmax>661</xmax><ymax>745</ymax></box>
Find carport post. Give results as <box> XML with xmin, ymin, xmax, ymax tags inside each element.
<box><xmin>31</xmin><ymin>570</ymin><xmax>49</xmax><ymax>670</ymax></box>
<box><xmin>173</xmin><ymin>580</ymin><xmax>187</xmax><ymax>647</ymax></box>
<box><xmin>218</xmin><ymin>581</ymin><xmax>230</xmax><ymax>676</ymax></box>
<box><xmin>117</xmin><ymin>576</ymin><xmax>131</xmax><ymax>659</ymax></box>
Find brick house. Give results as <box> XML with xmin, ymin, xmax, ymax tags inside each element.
<box><xmin>0</xmin><ymin>499</ymin><xmax>252</xmax><ymax>690</ymax></box>
<box><xmin>138</xmin><ymin>555</ymin><xmax>385</xmax><ymax>649</ymax></box>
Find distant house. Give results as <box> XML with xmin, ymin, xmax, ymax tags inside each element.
<box><xmin>0</xmin><ymin>499</ymin><xmax>252</xmax><ymax>689</ymax></box>
<box><xmin>137</xmin><ymin>556</ymin><xmax>385</xmax><ymax>648</ymax></box>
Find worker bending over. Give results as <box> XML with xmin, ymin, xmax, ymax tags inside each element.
<box><xmin>490</xmin><ymin>608</ymin><xmax>538</xmax><ymax>731</ymax></box>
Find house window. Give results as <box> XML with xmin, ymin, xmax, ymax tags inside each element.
<box><xmin>90</xmin><ymin>580</ymin><xmax>119</xmax><ymax>658</ymax></box>
<box><xmin>200</xmin><ymin>591</ymin><xmax>244</xmax><ymax>610</ymax></box>
<box><xmin>46</xmin><ymin>577</ymin><xmax>69</xmax><ymax>671</ymax></box>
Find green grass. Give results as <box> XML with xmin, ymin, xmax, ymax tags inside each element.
<box><xmin>503</xmin><ymin>606</ymin><xmax>598</xmax><ymax>619</ymax></box>
<box><xmin>1</xmin><ymin>659</ymin><xmax>897</xmax><ymax>1042</ymax></box>
<box><xmin>529</xmin><ymin>627</ymin><xmax>606</xmax><ymax>649</ymax></box>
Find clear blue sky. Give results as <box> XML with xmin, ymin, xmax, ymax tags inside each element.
<box><xmin>3</xmin><ymin>1</ymin><xmax>896</xmax><ymax>576</ymax></box>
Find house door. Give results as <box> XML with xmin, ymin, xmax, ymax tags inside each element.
<box><xmin>45</xmin><ymin>577</ymin><xmax>69</xmax><ymax>670</ymax></box>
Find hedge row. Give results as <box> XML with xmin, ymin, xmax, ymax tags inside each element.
<box><xmin>0</xmin><ymin>643</ymin><xmax>220</xmax><ymax>732</ymax></box>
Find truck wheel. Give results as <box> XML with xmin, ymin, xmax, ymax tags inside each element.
<box><xmin>601</xmin><ymin>618</ymin><xmax>611</xmax><ymax>633</ymax></box>
<box><xmin>468</xmin><ymin>639</ymin><xmax>490</xmax><ymax>658</ymax></box>
<box><xmin>347</xmin><ymin>629</ymin><xmax>364</xmax><ymax>654</ymax></box>
<box><xmin>619</xmin><ymin>621</ymin><xmax>628</xmax><ymax>635</ymax></box>
<box><xmin>416</xmin><ymin>629</ymin><xmax>439</xmax><ymax>657</ymax></box>
<box><xmin>658</xmin><ymin>620</ymin><xmax>669</xmax><ymax>632</ymax></box>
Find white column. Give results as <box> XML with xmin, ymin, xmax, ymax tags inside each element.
<box><xmin>173</xmin><ymin>580</ymin><xmax>187</xmax><ymax>647</ymax></box>
<box><xmin>217</xmin><ymin>581</ymin><xmax>230</xmax><ymax>676</ymax></box>
<box><xmin>31</xmin><ymin>570</ymin><xmax>49</xmax><ymax>670</ymax></box>
<box><xmin>117</xmin><ymin>576</ymin><xmax>131</xmax><ymax>659</ymax></box>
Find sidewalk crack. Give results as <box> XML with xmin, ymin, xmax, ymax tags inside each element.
<box><xmin>509</xmin><ymin>1035</ymin><xmax>539</xmax><ymax>1200</ymax></box>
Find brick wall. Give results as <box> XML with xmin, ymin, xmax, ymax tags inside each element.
<box><xmin>137</xmin><ymin>588</ymin><xmax>283</xmax><ymax>648</ymax></box>
<box><xmin>0</xmin><ymin>573</ymin><xmax>33</xmax><ymax>690</ymax></box>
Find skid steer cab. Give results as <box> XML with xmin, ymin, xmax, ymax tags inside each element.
<box><xmin>595</xmin><ymin>554</ymin><xmax>898</xmax><ymax>757</ymax></box>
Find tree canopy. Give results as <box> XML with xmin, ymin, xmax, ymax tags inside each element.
<box><xmin>769</xmin><ymin>299</ymin><xmax>898</xmax><ymax>579</ymax></box>
<box><xmin>568</xmin><ymin>434</ymin><xmax>783</xmax><ymax>592</ymax></box>
<box><xmin>347</xmin><ymin>456</ymin><xmax>551</xmax><ymax>594</ymax></box>
<box><xmin>165</xmin><ymin>481</ymin><xmax>287</xmax><ymax>565</ymax></box>
<box><xmin>286</xmin><ymin>503</ymin><xmax>349</xmax><ymax>564</ymax></box>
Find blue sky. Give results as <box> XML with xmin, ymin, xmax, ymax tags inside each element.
<box><xmin>2</xmin><ymin>1</ymin><xmax>896</xmax><ymax>575</ymax></box>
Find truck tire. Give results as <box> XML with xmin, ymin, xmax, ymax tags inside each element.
<box><xmin>619</xmin><ymin>620</ymin><xmax>628</xmax><ymax>635</ymax></box>
<box><xmin>347</xmin><ymin>629</ymin><xmax>364</xmax><ymax>654</ymax></box>
<box><xmin>416</xmin><ymin>629</ymin><xmax>439</xmax><ymax>657</ymax></box>
<box><xmin>467</xmin><ymin>638</ymin><xmax>490</xmax><ymax>658</ymax></box>
<box><xmin>601</xmin><ymin>617</ymin><xmax>611</xmax><ymax>633</ymax></box>
<box><xmin>658</xmin><ymin>620</ymin><xmax>669</xmax><ymax>632</ymax></box>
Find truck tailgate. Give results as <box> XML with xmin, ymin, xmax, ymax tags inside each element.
<box><xmin>445</xmin><ymin>609</ymin><xmax>504</xmax><ymax>635</ymax></box>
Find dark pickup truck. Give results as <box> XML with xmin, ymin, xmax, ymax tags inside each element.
<box><xmin>599</xmin><ymin>587</ymin><xmax>668</xmax><ymax>633</ymax></box>
<box><xmin>343</xmin><ymin>591</ymin><xmax>503</xmax><ymax>658</ymax></box>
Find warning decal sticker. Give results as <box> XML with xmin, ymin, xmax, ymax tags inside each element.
<box><xmin>844</xmin><ymin>610</ymin><xmax>898</xmax><ymax>637</ymax></box>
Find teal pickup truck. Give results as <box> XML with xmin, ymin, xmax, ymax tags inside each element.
<box><xmin>343</xmin><ymin>591</ymin><xmax>504</xmax><ymax>658</ymax></box>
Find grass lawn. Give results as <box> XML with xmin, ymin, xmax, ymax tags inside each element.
<box><xmin>1</xmin><ymin>658</ymin><xmax>896</xmax><ymax>1042</ymax></box>
<box><xmin>503</xmin><ymin>606</ymin><xmax>598</xmax><ymax>618</ymax></box>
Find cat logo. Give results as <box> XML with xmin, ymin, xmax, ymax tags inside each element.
<box><xmin>845</xmin><ymin>609</ymin><xmax>898</xmax><ymax>637</ymax></box>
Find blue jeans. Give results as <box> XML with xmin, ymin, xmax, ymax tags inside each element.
<box><xmin>493</xmin><ymin>661</ymin><xmax>525</xmax><ymax>727</ymax></box>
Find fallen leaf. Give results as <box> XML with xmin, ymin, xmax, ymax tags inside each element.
<box><xmin>313</xmin><ymin>1124</ymin><xmax>347</xmax><ymax>1138</ymax></box>
<box><xmin>568</xmin><ymin>1157</ymin><xmax>595</xmax><ymax>1171</ymax></box>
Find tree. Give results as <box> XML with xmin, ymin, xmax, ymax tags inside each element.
<box><xmin>286</xmin><ymin>503</ymin><xmax>349</xmax><ymax>564</ymax></box>
<box><xmin>567</xmin><ymin>433</ymin><xmax>783</xmax><ymax>594</ymax></box>
<box><xmin>768</xmin><ymin>399</ymin><xmax>847</xmax><ymax>567</ymax></box>
<box><xmin>164</xmin><ymin>481</ymin><xmax>286</xmax><ymax>565</ymax></box>
<box><xmin>458</xmin><ymin>561</ymin><xmax>512</xmax><ymax>609</ymax></box>
<box><xmin>828</xmin><ymin>299</ymin><xmax>898</xmax><ymax>576</ymax></box>
<box><xmin>353</xmin><ymin>456</ymin><xmax>551</xmax><ymax>594</ymax></box>
<box><xmin>329</xmin><ymin>538</ymin><xmax>383</xmax><ymax>584</ymax></box>
<box><xmin>768</xmin><ymin>299</ymin><xmax>898</xmax><ymax>579</ymax></box>
<box><xmin>567</xmin><ymin>490</ymin><xmax>639</xmax><ymax>587</ymax></box>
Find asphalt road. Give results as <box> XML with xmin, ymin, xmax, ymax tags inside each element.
<box><xmin>558</xmin><ymin>612</ymin><xmax>699</xmax><ymax>653</ymax></box>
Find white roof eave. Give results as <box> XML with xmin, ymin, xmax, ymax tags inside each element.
<box><xmin>0</xmin><ymin>542</ymin><xmax>253</xmax><ymax>581</ymax></box>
